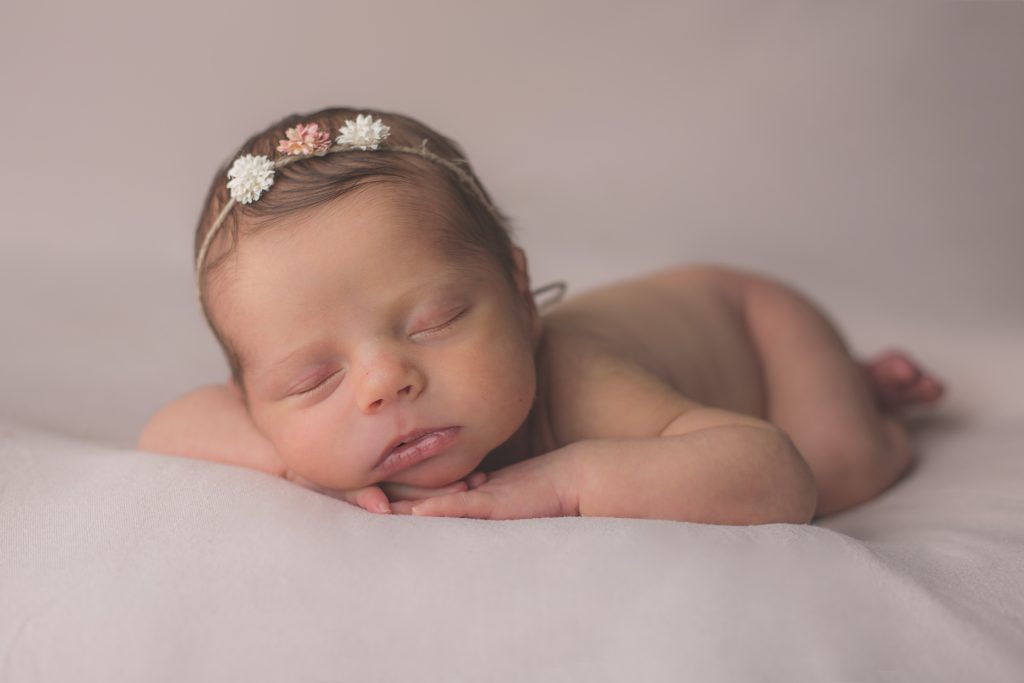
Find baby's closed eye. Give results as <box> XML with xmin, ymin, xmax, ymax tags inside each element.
<box><xmin>410</xmin><ymin>306</ymin><xmax>468</xmax><ymax>338</ymax></box>
<box><xmin>294</xmin><ymin>369</ymin><xmax>344</xmax><ymax>396</ymax></box>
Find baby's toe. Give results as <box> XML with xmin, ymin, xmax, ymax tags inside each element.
<box><xmin>875</xmin><ymin>352</ymin><xmax>920</xmax><ymax>386</ymax></box>
<box><xmin>865</xmin><ymin>350</ymin><xmax>948</xmax><ymax>412</ymax></box>
<box><xmin>909</xmin><ymin>375</ymin><xmax>945</xmax><ymax>403</ymax></box>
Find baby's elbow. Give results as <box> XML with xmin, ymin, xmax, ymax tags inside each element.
<box><xmin>762</xmin><ymin>428</ymin><xmax>818</xmax><ymax>525</ymax></box>
<box><xmin>779</xmin><ymin>475</ymin><xmax>818</xmax><ymax>525</ymax></box>
<box><xmin>751</xmin><ymin>486</ymin><xmax>816</xmax><ymax>526</ymax></box>
<box><xmin>136</xmin><ymin>384</ymin><xmax>231</xmax><ymax>455</ymax></box>
<box><xmin>796</xmin><ymin>466</ymin><xmax>819</xmax><ymax>523</ymax></box>
<box><xmin>135</xmin><ymin>390</ymin><xmax>211</xmax><ymax>455</ymax></box>
<box><xmin>137</xmin><ymin>403</ymin><xmax>181</xmax><ymax>455</ymax></box>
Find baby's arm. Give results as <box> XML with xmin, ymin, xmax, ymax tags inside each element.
<box><xmin>570</xmin><ymin>408</ymin><xmax>817</xmax><ymax>524</ymax></box>
<box><xmin>137</xmin><ymin>383</ymin><xmax>287</xmax><ymax>477</ymax></box>
<box><xmin>403</xmin><ymin>343</ymin><xmax>817</xmax><ymax>523</ymax></box>
<box><xmin>402</xmin><ymin>406</ymin><xmax>816</xmax><ymax>524</ymax></box>
<box><xmin>547</xmin><ymin>330</ymin><xmax>817</xmax><ymax>524</ymax></box>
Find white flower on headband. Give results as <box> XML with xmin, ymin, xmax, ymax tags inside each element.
<box><xmin>336</xmin><ymin>114</ymin><xmax>391</xmax><ymax>150</ymax></box>
<box><xmin>227</xmin><ymin>154</ymin><xmax>275</xmax><ymax>204</ymax></box>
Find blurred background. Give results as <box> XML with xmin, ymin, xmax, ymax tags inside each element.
<box><xmin>1</xmin><ymin>0</ymin><xmax>1021</xmax><ymax>446</ymax></box>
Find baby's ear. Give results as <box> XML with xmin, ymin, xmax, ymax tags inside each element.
<box><xmin>511</xmin><ymin>246</ymin><xmax>532</xmax><ymax>297</ymax></box>
<box><xmin>511</xmin><ymin>246</ymin><xmax>543</xmax><ymax>345</ymax></box>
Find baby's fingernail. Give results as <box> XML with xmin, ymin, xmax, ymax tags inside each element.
<box><xmin>411</xmin><ymin>505</ymin><xmax>423</xmax><ymax>515</ymax></box>
<box><xmin>377</xmin><ymin>501</ymin><xmax>392</xmax><ymax>514</ymax></box>
<box><xmin>468</xmin><ymin>472</ymin><xmax>487</xmax><ymax>487</ymax></box>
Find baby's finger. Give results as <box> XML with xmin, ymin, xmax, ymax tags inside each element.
<box><xmin>380</xmin><ymin>479</ymin><xmax>468</xmax><ymax>501</ymax></box>
<box><xmin>412</xmin><ymin>490</ymin><xmax>495</xmax><ymax>519</ymax></box>
<box><xmin>313</xmin><ymin>485</ymin><xmax>393</xmax><ymax>514</ymax></box>
<box><xmin>286</xmin><ymin>473</ymin><xmax>389</xmax><ymax>516</ymax></box>
<box><xmin>349</xmin><ymin>486</ymin><xmax>393</xmax><ymax>514</ymax></box>
<box><xmin>286</xmin><ymin>471</ymin><xmax>392</xmax><ymax>514</ymax></box>
<box><xmin>390</xmin><ymin>499</ymin><xmax>421</xmax><ymax>515</ymax></box>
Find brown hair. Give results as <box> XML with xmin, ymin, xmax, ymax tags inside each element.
<box><xmin>194</xmin><ymin>106</ymin><xmax>520</xmax><ymax>398</ymax></box>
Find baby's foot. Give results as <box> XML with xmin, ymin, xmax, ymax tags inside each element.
<box><xmin>861</xmin><ymin>349</ymin><xmax>946</xmax><ymax>414</ymax></box>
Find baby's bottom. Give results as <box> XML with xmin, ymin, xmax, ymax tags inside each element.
<box><xmin>737</xmin><ymin>273</ymin><xmax>936</xmax><ymax>518</ymax></box>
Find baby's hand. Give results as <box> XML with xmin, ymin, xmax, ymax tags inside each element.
<box><xmin>388</xmin><ymin>450</ymin><xmax>580</xmax><ymax>520</ymax></box>
<box><xmin>285</xmin><ymin>469</ymin><xmax>486</xmax><ymax>514</ymax></box>
<box><xmin>379</xmin><ymin>472</ymin><xmax>488</xmax><ymax>508</ymax></box>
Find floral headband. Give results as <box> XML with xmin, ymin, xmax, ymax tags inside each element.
<box><xmin>194</xmin><ymin>113</ymin><xmax>504</xmax><ymax>285</ymax></box>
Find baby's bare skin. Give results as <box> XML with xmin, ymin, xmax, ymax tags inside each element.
<box><xmin>142</xmin><ymin>265</ymin><xmax>944</xmax><ymax>521</ymax></box>
<box><xmin>538</xmin><ymin>266</ymin><xmax>942</xmax><ymax>426</ymax></box>
<box><xmin>144</xmin><ymin>180</ymin><xmax>945</xmax><ymax>522</ymax></box>
<box><xmin>139</xmin><ymin>260</ymin><xmax>944</xmax><ymax>521</ymax></box>
<box><xmin>544</xmin><ymin>267</ymin><xmax>768</xmax><ymax>419</ymax></box>
<box><xmin>505</xmin><ymin>264</ymin><xmax>945</xmax><ymax>517</ymax></box>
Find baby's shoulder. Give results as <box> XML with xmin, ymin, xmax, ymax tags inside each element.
<box><xmin>535</xmin><ymin>317</ymin><xmax>700</xmax><ymax>449</ymax></box>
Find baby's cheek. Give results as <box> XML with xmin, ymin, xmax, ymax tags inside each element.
<box><xmin>274</xmin><ymin>415</ymin><xmax>330</xmax><ymax>478</ymax></box>
<box><xmin>280</xmin><ymin>411</ymin><xmax>368</xmax><ymax>490</ymax></box>
<box><xmin>480</xmin><ymin>328</ymin><xmax>536</xmax><ymax>414</ymax></box>
<box><xmin>271</xmin><ymin>419</ymin><xmax>307</xmax><ymax>473</ymax></box>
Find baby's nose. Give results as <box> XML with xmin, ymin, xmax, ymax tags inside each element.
<box><xmin>356</xmin><ymin>362</ymin><xmax>424</xmax><ymax>413</ymax></box>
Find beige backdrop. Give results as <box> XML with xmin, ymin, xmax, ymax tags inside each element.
<box><xmin>1</xmin><ymin>0</ymin><xmax>1021</xmax><ymax>446</ymax></box>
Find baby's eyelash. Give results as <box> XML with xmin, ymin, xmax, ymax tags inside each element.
<box><xmin>418</xmin><ymin>308</ymin><xmax>467</xmax><ymax>336</ymax></box>
<box><xmin>295</xmin><ymin>370</ymin><xmax>341</xmax><ymax>397</ymax></box>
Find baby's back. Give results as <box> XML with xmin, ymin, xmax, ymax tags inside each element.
<box><xmin>539</xmin><ymin>264</ymin><xmax>766</xmax><ymax>423</ymax></box>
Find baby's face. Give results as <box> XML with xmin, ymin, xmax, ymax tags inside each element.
<box><xmin>210</xmin><ymin>183</ymin><xmax>540</xmax><ymax>491</ymax></box>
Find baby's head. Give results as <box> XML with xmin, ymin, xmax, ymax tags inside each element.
<box><xmin>195</xmin><ymin>107</ymin><xmax>543</xmax><ymax>490</ymax></box>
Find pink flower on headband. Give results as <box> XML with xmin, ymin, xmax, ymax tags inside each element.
<box><xmin>277</xmin><ymin>123</ymin><xmax>333</xmax><ymax>156</ymax></box>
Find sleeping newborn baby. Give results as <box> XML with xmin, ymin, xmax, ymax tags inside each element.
<box><xmin>138</xmin><ymin>107</ymin><xmax>946</xmax><ymax>524</ymax></box>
